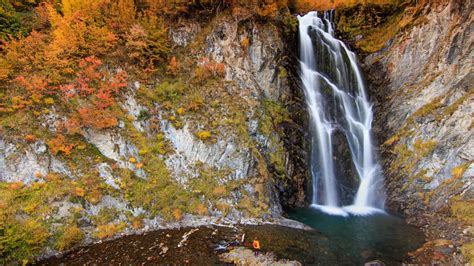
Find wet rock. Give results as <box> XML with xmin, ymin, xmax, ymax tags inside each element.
<box><xmin>361</xmin><ymin>0</ymin><xmax>473</xmax><ymax>263</ymax></box>
<box><xmin>219</xmin><ymin>247</ymin><xmax>302</xmax><ymax>266</ymax></box>
<box><xmin>364</xmin><ymin>260</ymin><xmax>384</xmax><ymax>266</ymax></box>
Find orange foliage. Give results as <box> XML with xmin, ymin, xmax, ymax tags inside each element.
<box><xmin>2</xmin><ymin>31</ymin><xmax>52</xmax><ymax>76</ymax></box>
<box><xmin>47</xmin><ymin>134</ymin><xmax>75</xmax><ymax>156</ymax></box>
<box><xmin>193</xmin><ymin>57</ymin><xmax>226</xmax><ymax>83</ymax></box>
<box><xmin>63</xmin><ymin>117</ymin><xmax>81</xmax><ymax>135</ymax></box>
<box><xmin>241</xmin><ymin>36</ymin><xmax>250</xmax><ymax>50</ymax></box>
<box><xmin>78</xmin><ymin>107</ymin><xmax>119</xmax><ymax>129</ymax></box>
<box><xmin>73</xmin><ymin>187</ymin><xmax>85</xmax><ymax>197</ymax></box>
<box><xmin>167</xmin><ymin>56</ymin><xmax>180</xmax><ymax>76</ymax></box>
<box><xmin>125</xmin><ymin>24</ymin><xmax>148</xmax><ymax>64</ymax></box>
<box><xmin>9</xmin><ymin>181</ymin><xmax>24</xmax><ymax>190</ymax></box>
<box><xmin>291</xmin><ymin>0</ymin><xmax>397</xmax><ymax>12</ymax></box>
<box><xmin>172</xmin><ymin>209</ymin><xmax>183</xmax><ymax>221</ymax></box>
<box><xmin>24</xmin><ymin>134</ymin><xmax>37</xmax><ymax>143</ymax></box>
<box><xmin>196</xmin><ymin>203</ymin><xmax>209</xmax><ymax>216</ymax></box>
<box><xmin>14</xmin><ymin>75</ymin><xmax>51</xmax><ymax>103</ymax></box>
<box><xmin>257</xmin><ymin>2</ymin><xmax>279</xmax><ymax>18</ymax></box>
<box><xmin>47</xmin><ymin>0</ymin><xmax>118</xmax><ymax>58</ymax></box>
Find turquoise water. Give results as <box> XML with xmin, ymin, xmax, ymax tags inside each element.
<box><xmin>288</xmin><ymin>207</ymin><xmax>425</xmax><ymax>264</ymax></box>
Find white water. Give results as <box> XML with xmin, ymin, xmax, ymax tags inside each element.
<box><xmin>298</xmin><ymin>11</ymin><xmax>385</xmax><ymax>216</ymax></box>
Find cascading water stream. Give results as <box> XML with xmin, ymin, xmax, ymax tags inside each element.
<box><xmin>298</xmin><ymin>11</ymin><xmax>385</xmax><ymax>216</ymax></box>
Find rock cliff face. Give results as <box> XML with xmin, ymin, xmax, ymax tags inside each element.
<box><xmin>1</xmin><ymin>1</ymin><xmax>471</xmax><ymax>263</ymax></box>
<box><xmin>358</xmin><ymin>0</ymin><xmax>473</xmax><ymax>263</ymax></box>
<box><xmin>0</xmin><ymin>13</ymin><xmax>306</xmax><ymax>260</ymax></box>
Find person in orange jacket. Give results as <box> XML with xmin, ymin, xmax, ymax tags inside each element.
<box><xmin>252</xmin><ymin>238</ymin><xmax>261</xmax><ymax>256</ymax></box>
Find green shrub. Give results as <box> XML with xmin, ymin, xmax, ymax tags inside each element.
<box><xmin>0</xmin><ymin>0</ymin><xmax>29</xmax><ymax>40</ymax></box>
<box><xmin>55</xmin><ymin>225</ymin><xmax>84</xmax><ymax>251</ymax></box>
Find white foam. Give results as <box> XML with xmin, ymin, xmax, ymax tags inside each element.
<box><xmin>310</xmin><ymin>204</ymin><xmax>386</xmax><ymax>217</ymax></box>
<box><xmin>343</xmin><ymin>205</ymin><xmax>386</xmax><ymax>216</ymax></box>
<box><xmin>310</xmin><ymin>204</ymin><xmax>349</xmax><ymax>217</ymax></box>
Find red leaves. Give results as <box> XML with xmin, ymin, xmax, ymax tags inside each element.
<box><xmin>60</xmin><ymin>56</ymin><xmax>127</xmax><ymax>119</ymax></box>
<box><xmin>59</xmin><ymin>84</ymin><xmax>75</xmax><ymax>98</ymax></box>
<box><xmin>39</xmin><ymin>55</ymin><xmax>128</xmax><ymax>130</ymax></box>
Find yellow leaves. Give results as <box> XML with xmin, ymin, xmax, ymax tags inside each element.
<box><xmin>61</xmin><ymin>0</ymin><xmax>101</xmax><ymax>18</ymax></box>
<box><xmin>129</xmin><ymin>157</ymin><xmax>137</xmax><ymax>163</ymax></box>
<box><xmin>44</xmin><ymin>97</ymin><xmax>55</xmax><ymax>105</ymax></box>
<box><xmin>48</xmin><ymin>0</ymin><xmax>118</xmax><ymax>58</ymax></box>
<box><xmin>241</xmin><ymin>36</ymin><xmax>250</xmax><ymax>50</ymax></box>
<box><xmin>74</xmin><ymin>187</ymin><xmax>85</xmax><ymax>197</ymax></box>
<box><xmin>413</xmin><ymin>139</ymin><xmax>438</xmax><ymax>158</ymax></box>
<box><xmin>176</xmin><ymin>107</ymin><xmax>185</xmax><ymax>115</ymax></box>
<box><xmin>451</xmin><ymin>163</ymin><xmax>470</xmax><ymax>179</ymax></box>
<box><xmin>10</xmin><ymin>96</ymin><xmax>30</xmax><ymax>110</ymax></box>
<box><xmin>31</xmin><ymin>182</ymin><xmax>46</xmax><ymax>190</ymax></box>
<box><xmin>55</xmin><ymin>225</ymin><xmax>84</xmax><ymax>251</ymax></box>
<box><xmin>24</xmin><ymin>218</ymin><xmax>50</xmax><ymax>246</ymax></box>
<box><xmin>30</xmin><ymin>93</ymin><xmax>42</xmax><ymax>103</ymax></box>
<box><xmin>172</xmin><ymin>209</ymin><xmax>183</xmax><ymax>221</ymax></box>
<box><xmin>95</xmin><ymin>222</ymin><xmax>126</xmax><ymax>239</ymax></box>
<box><xmin>196</xmin><ymin>131</ymin><xmax>212</xmax><ymax>141</ymax></box>
<box><xmin>383</xmin><ymin>135</ymin><xmax>399</xmax><ymax>146</ymax></box>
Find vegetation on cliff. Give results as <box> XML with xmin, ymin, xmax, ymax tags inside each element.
<box><xmin>0</xmin><ymin>0</ymin><xmax>306</xmax><ymax>262</ymax></box>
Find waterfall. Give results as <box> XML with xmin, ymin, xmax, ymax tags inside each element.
<box><xmin>298</xmin><ymin>11</ymin><xmax>385</xmax><ymax>216</ymax></box>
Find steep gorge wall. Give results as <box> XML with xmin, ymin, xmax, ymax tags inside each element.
<box><xmin>341</xmin><ymin>0</ymin><xmax>473</xmax><ymax>263</ymax></box>
<box><xmin>0</xmin><ymin>12</ymin><xmax>308</xmax><ymax>261</ymax></box>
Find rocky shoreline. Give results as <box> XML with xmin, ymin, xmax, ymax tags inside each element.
<box><xmin>35</xmin><ymin>223</ymin><xmax>316</xmax><ymax>265</ymax></box>
<box><xmin>34</xmin><ymin>217</ymin><xmax>312</xmax><ymax>262</ymax></box>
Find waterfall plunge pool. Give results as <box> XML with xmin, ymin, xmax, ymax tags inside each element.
<box><xmin>286</xmin><ymin>207</ymin><xmax>425</xmax><ymax>264</ymax></box>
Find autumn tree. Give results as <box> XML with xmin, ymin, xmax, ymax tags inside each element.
<box><xmin>60</xmin><ymin>56</ymin><xmax>128</xmax><ymax>129</ymax></box>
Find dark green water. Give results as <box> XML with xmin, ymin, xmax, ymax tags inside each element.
<box><xmin>287</xmin><ymin>207</ymin><xmax>425</xmax><ymax>265</ymax></box>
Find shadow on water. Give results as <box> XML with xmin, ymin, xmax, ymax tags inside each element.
<box><xmin>286</xmin><ymin>207</ymin><xmax>425</xmax><ymax>265</ymax></box>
